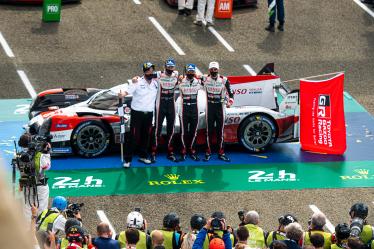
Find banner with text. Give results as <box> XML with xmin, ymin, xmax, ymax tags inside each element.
<box><xmin>300</xmin><ymin>73</ymin><xmax>346</xmax><ymax>154</ymax></box>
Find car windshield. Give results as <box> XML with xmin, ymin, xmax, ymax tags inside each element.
<box><xmin>88</xmin><ymin>90</ymin><xmax>119</xmax><ymax>110</ymax></box>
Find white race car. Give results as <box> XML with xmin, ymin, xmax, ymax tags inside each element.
<box><xmin>28</xmin><ymin>70</ymin><xmax>300</xmax><ymax>158</ymax></box>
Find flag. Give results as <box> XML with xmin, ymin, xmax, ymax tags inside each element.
<box><xmin>300</xmin><ymin>73</ymin><xmax>346</xmax><ymax>155</ymax></box>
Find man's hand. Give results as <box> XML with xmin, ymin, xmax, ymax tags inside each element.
<box><xmin>31</xmin><ymin>204</ymin><xmax>38</xmax><ymax>217</ymax></box>
<box><xmin>204</xmin><ymin>218</ymin><xmax>213</xmax><ymax>230</ymax></box>
<box><xmin>226</xmin><ymin>98</ymin><xmax>234</xmax><ymax>108</ymax></box>
<box><xmin>118</xmin><ymin>90</ymin><xmax>128</xmax><ymax>98</ymax></box>
<box><xmin>220</xmin><ymin>219</ymin><xmax>227</xmax><ymax>231</ymax></box>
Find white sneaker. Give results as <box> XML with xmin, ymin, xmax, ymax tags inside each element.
<box><xmin>138</xmin><ymin>158</ymin><xmax>152</xmax><ymax>164</ymax></box>
<box><xmin>123</xmin><ymin>162</ymin><xmax>131</xmax><ymax>168</ymax></box>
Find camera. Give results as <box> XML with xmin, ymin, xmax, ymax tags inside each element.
<box><xmin>66</xmin><ymin>203</ymin><xmax>84</xmax><ymax>218</ymax></box>
<box><xmin>350</xmin><ymin>217</ymin><xmax>364</xmax><ymax>237</ymax></box>
<box><xmin>211</xmin><ymin>217</ymin><xmax>223</xmax><ymax>230</ymax></box>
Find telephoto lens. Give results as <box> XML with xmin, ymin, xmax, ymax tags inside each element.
<box><xmin>350</xmin><ymin>217</ymin><xmax>364</xmax><ymax>237</ymax></box>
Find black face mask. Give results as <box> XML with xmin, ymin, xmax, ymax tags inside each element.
<box><xmin>165</xmin><ymin>69</ymin><xmax>174</xmax><ymax>75</ymax></box>
<box><xmin>186</xmin><ymin>74</ymin><xmax>195</xmax><ymax>80</ymax></box>
<box><xmin>145</xmin><ymin>74</ymin><xmax>153</xmax><ymax>80</ymax></box>
<box><xmin>210</xmin><ymin>72</ymin><xmax>218</xmax><ymax>78</ymax></box>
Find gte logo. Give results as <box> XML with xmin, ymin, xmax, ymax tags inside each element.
<box><xmin>219</xmin><ymin>2</ymin><xmax>230</xmax><ymax>11</ymax></box>
<box><xmin>317</xmin><ymin>94</ymin><xmax>331</xmax><ymax>118</ymax></box>
<box><xmin>47</xmin><ymin>4</ymin><xmax>59</xmax><ymax>13</ymax></box>
<box><xmin>248</xmin><ymin>170</ymin><xmax>297</xmax><ymax>182</ymax></box>
<box><xmin>52</xmin><ymin>176</ymin><xmax>103</xmax><ymax>189</ymax></box>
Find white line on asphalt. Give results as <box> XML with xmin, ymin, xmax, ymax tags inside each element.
<box><xmin>0</xmin><ymin>32</ymin><xmax>15</xmax><ymax>58</ymax></box>
<box><xmin>133</xmin><ymin>0</ymin><xmax>141</xmax><ymax>4</ymax></box>
<box><xmin>243</xmin><ymin>64</ymin><xmax>257</xmax><ymax>76</ymax></box>
<box><xmin>353</xmin><ymin>0</ymin><xmax>374</xmax><ymax>18</ymax></box>
<box><xmin>283</xmin><ymin>71</ymin><xmax>345</xmax><ymax>83</ymax></box>
<box><xmin>148</xmin><ymin>17</ymin><xmax>185</xmax><ymax>56</ymax></box>
<box><xmin>309</xmin><ymin>205</ymin><xmax>335</xmax><ymax>233</ymax></box>
<box><xmin>17</xmin><ymin>70</ymin><xmax>37</xmax><ymax>99</ymax></box>
<box><xmin>97</xmin><ymin>210</ymin><xmax>117</xmax><ymax>239</ymax></box>
<box><xmin>203</xmin><ymin>21</ymin><xmax>235</xmax><ymax>52</ymax></box>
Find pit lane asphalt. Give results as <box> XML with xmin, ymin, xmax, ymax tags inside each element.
<box><xmin>0</xmin><ymin>0</ymin><xmax>374</xmax><ymax>235</ymax></box>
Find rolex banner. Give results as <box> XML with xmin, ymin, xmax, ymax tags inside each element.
<box><xmin>300</xmin><ymin>73</ymin><xmax>346</xmax><ymax>155</ymax></box>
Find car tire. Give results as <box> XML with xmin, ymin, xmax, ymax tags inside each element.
<box><xmin>71</xmin><ymin>120</ymin><xmax>111</xmax><ymax>158</ymax></box>
<box><xmin>238</xmin><ymin>114</ymin><xmax>277</xmax><ymax>152</ymax></box>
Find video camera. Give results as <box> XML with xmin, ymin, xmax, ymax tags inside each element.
<box><xmin>66</xmin><ymin>203</ymin><xmax>84</xmax><ymax>218</ymax></box>
<box><xmin>12</xmin><ymin>134</ymin><xmax>51</xmax><ymax>188</ymax></box>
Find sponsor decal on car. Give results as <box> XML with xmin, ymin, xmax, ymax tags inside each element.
<box><xmin>51</xmin><ymin>130</ymin><xmax>73</xmax><ymax>142</ymax></box>
<box><xmin>148</xmin><ymin>174</ymin><xmax>205</xmax><ymax>186</ymax></box>
<box><xmin>248</xmin><ymin>170</ymin><xmax>298</xmax><ymax>182</ymax></box>
<box><xmin>55</xmin><ymin>123</ymin><xmax>68</xmax><ymax>128</ymax></box>
<box><xmin>52</xmin><ymin>147</ymin><xmax>72</xmax><ymax>153</ymax></box>
<box><xmin>52</xmin><ymin>176</ymin><xmax>104</xmax><ymax>189</ymax></box>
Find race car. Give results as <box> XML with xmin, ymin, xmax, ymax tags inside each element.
<box><xmin>27</xmin><ymin>71</ymin><xmax>300</xmax><ymax>158</ymax></box>
<box><xmin>165</xmin><ymin>0</ymin><xmax>257</xmax><ymax>8</ymax></box>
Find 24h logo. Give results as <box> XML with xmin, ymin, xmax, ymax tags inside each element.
<box><xmin>52</xmin><ymin>176</ymin><xmax>104</xmax><ymax>189</ymax></box>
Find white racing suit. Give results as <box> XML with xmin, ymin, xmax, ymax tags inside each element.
<box><xmin>152</xmin><ymin>71</ymin><xmax>179</xmax><ymax>156</ymax></box>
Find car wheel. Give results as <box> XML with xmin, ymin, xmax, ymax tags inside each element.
<box><xmin>238</xmin><ymin>114</ymin><xmax>277</xmax><ymax>152</ymax></box>
<box><xmin>71</xmin><ymin>121</ymin><xmax>111</xmax><ymax>158</ymax></box>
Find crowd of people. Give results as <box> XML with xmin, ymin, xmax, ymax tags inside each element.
<box><xmin>30</xmin><ymin>197</ymin><xmax>373</xmax><ymax>249</ymax></box>
<box><xmin>177</xmin><ymin>0</ymin><xmax>285</xmax><ymax>32</ymax></box>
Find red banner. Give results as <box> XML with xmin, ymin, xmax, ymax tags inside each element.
<box><xmin>300</xmin><ymin>73</ymin><xmax>346</xmax><ymax>155</ymax></box>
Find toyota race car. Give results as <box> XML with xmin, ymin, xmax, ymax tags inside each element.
<box><xmin>27</xmin><ymin>69</ymin><xmax>300</xmax><ymax>158</ymax></box>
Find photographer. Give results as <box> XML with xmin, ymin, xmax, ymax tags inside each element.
<box><xmin>266</xmin><ymin>214</ymin><xmax>298</xmax><ymax>247</ymax></box>
<box><xmin>192</xmin><ymin>217</ymin><xmax>232</xmax><ymax>249</ymax></box>
<box><xmin>181</xmin><ymin>214</ymin><xmax>207</xmax><ymax>249</ymax></box>
<box><xmin>242</xmin><ymin>211</ymin><xmax>266</xmax><ymax>249</ymax></box>
<box><xmin>17</xmin><ymin>133</ymin><xmax>51</xmax><ymax>221</ymax></box>
<box><xmin>349</xmin><ymin>203</ymin><xmax>374</xmax><ymax>249</ymax></box>
<box><xmin>118</xmin><ymin>210</ymin><xmax>151</xmax><ymax>249</ymax></box>
<box><xmin>331</xmin><ymin>223</ymin><xmax>350</xmax><ymax>249</ymax></box>
<box><xmin>37</xmin><ymin>196</ymin><xmax>82</xmax><ymax>234</ymax></box>
<box><xmin>302</xmin><ymin>212</ymin><xmax>332</xmax><ymax>249</ymax></box>
<box><xmin>151</xmin><ymin>212</ymin><xmax>183</xmax><ymax>249</ymax></box>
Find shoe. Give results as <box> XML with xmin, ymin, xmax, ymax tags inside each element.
<box><xmin>184</xmin><ymin>8</ymin><xmax>192</xmax><ymax>16</ymax></box>
<box><xmin>138</xmin><ymin>158</ymin><xmax>152</xmax><ymax>164</ymax></box>
<box><xmin>203</xmin><ymin>153</ymin><xmax>211</xmax><ymax>162</ymax></box>
<box><xmin>193</xmin><ymin>20</ymin><xmax>203</xmax><ymax>26</ymax></box>
<box><xmin>123</xmin><ymin>162</ymin><xmax>131</xmax><ymax>168</ymax></box>
<box><xmin>218</xmin><ymin>154</ymin><xmax>231</xmax><ymax>162</ymax></box>
<box><xmin>179</xmin><ymin>154</ymin><xmax>186</xmax><ymax>162</ymax></box>
<box><xmin>206</xmin><ymin>22</ymin><xmax>214</xmax><ymax>27</ymax></box>
<box><xmin>190</xmin><ymin>153</ymin><xmax>200</xmax><ymax>161</ymax></box>
<box><xmin>277</xmin><ymin>24</ymin><xmax>284</xmax><ymax>31</ymax></box>
<box><xmin>167</xmin><ymin>154</ymin><xmax>178</xmax><ymax>162</ymax></box>
<box><xmin>151</xmin><ymin>154</ymin><xmax>156</xmax><ymax>163</ymax></box>
<box><xmin>178</xmin><ymin>9</ymin><xmax>185</xmax><ymax>15</ymax></box>
<box><xmin>265</xmin><ymin>24</ymin><xmax>275</xmax><ymax>32</ymax></box>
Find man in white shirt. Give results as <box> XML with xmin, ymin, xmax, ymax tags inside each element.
<box><xmin>121</xmin><ymin>62</ymin><xmax>158</xmax><ymax>168</ymax></box>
